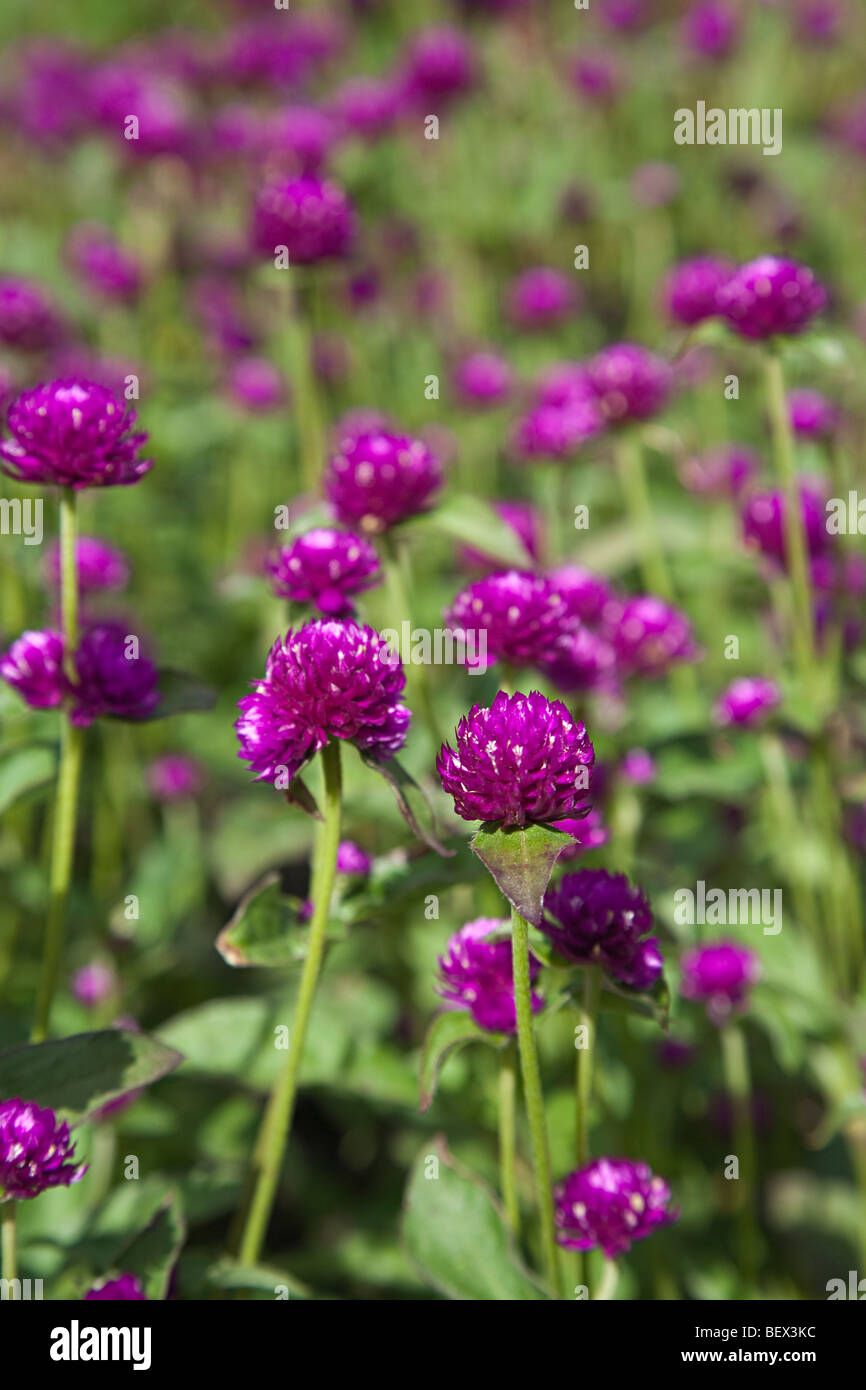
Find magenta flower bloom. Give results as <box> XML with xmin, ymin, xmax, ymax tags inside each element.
<box><xmin>0</xmin><ymin>1099</ymin><xmax>87</xmax><ymax>1200</ymax></box>
<box><xmin>325</xmin><ymin>430</ymin><xmax>442</xmax><ymax>532</ymax></box>
<box><xmin>0</xmin><ymin>379</ymin><xmax>151</xmax><ymax>490</ymax></box>
<box><xmin>554</xmin><ymin>1157</ymin><xmax>676</xmax><ymax>1257</ymax></box>
<box><xmin>679</xmin><ymin>445</ymin><xmax>758</xmax><ymax>499</ymax></box>
<box><xmin>794</xmin><ymin>0</ymin><xmax>843</xmax><ymax>43</ymax></box>
<box><xmin>251</xmin><ymin>175</ymin><xmax>354</xmax><ymax>265</ymax></box>
<box><xmin>437</xmin><ymin>690</ymin><xmax>594</xmax><ymax>827</ymax></box>
<box><xmin>333</xmin><ymin>77</ymin><xmax>403</xmax><ymax>140</ymax></box>
<box><xmin>542</xmin><ymin>869</ymin><xmax>663</xmax><ymax>990</ymax></box>
<box><xmin>506</xmin><ymin>268</ymin><xmax>579</xmax><ymax>331</ymax></box>
<box><xmin>569</xmin><ymin>51</ymin><xmax>622</xmax><ymax>107</ymax></box>
<box><xmin>225</xmin><ymin>357</ymin><xmax>286</xmax><ymax>413</ymax></box>
<box><xmin>716</xmin><ymin>257</ymin><xmax>827</xmax><ymax>339</ymax></box>
<box><xmin>511</xmin><ymin>396</ymin><xmax>605</xmax><ymax>462</ymax></box>
<box><xmin>586</xmin><ymin>343</ymin><xmax>673</xmax><ymax>424</ymax></box>
<box><xmin>84</xmin><ymin>1274</ymin><xmax>146</xmax><ymax>1301</ymax></box>
<box><xmin>664</xmin><ymin>257</ymin><xmax>733</xmax><ymax>326</ymax></box>
<box><xmin>236</xmin><ymin>620</ymin><xmax>410</xmax><ymax>785</ymax></box>
<box><xmin>44</xmin><ymin>536</ymin><xmax>129</xmax><ymax>596</ymax></box>
<box><xmin>67</xmin><ymin>226</ymin><xmax>142</xmax><ymax>303</ymax></box>
<box><xmin>336</xmin><ymin>840</ymin><xmax>372</xmax><ymax>876</ymax></box>
<box><xmin>437</xmin><ymin>918</ymin><xmax>542</xmax><ymax>1033</ymax></box>
<box><xmin>680</xmin><ymin>940</ymin><xmax>761</xmax><ymax>1023</ymax></box>
<box><xmin>539</xmin><ymin>624</ymin><xmax>618</xmax><ymax>695</ymax></box>
<box><xmin>71</xmin><ymin>962</ymin><xmax>116</xmax><ymax>1009</ymax></box>
<box><xmin>266</xmin><ymin>103</ymin><xmax>338</xmax><ymax>173</ymax></box>
<box><xmin>266</xmin><ymin>528</ymin><xmax>381</xmax><ymax>617</ymax></box>
<box><xmin>0</xmin><ymin>277</ymin><xmax>63</xmax><ymax>352</ymax></box>
<box><xmin>453</xmin><ymin>351</ymin><xmax>512</xmax><ymax>407</ymax></box>
<box><xmin>401</xmin><ymin>27</ymin><xmax>476</xmax><ymax>102</ymax></box>
<box><xmin>608</xmin><ymin>596</ymin><xmax>697</xmax><ymax>677</ymax></box>
<box><xmin>621</xmin><ymin>748</ymin><xmax>656</xmax><ymax>784</ymax></box>
<box><xmin>1</xmin><ymin>629</ymin><xmax>66</xmax><ymax>709</ymax></box>
<box><xmin>630</xmin><ymin>162</ymin><xmax>680</xmax><ymax>209</ymax></box>
<box><xmin>788</xmin><ymin>389</ymin><xmax>839</xmax><ymax>439</ymax></box>
<box><xmin>445</xmin><ymin>570</ymin><xmax>570</xmax><ymax>671</ymax></box>
<box><xmin>714</xmin><ymin>677</ymin><xmax>781</xmax><ymax>727</ymax></box>
<box><xmin>681</xmin><ymin>2</ymin><xmax>740</xmax><ymax>60</ymax></box>
<box><xmin>549</xmin><ymin>565</ymin><xmax>613</xmax><ymax>626</ymax></box>
<box><xmin>146</xmin><ymin>753</ymin><xmax>203</xmax><ymax>802</ymax></box>
<box><xmin>70</xmin><ymin>622</ymin><xmax>160</xmax><ymax>727</ymax></box>
<box><xmin>741</xmin><ymin>480</ymin><xmax>831</xmax><ymax>566</ymax></box>
<box><xmin>600</xmin><ymin>0</ymin><xmax>647</xmax><ymax>31</ymax></box>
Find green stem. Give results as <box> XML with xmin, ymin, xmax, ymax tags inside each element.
<box><xmin>383</xmin><ymin>533</ymin><xmax>445</xmax><ymax>748</ymax></box>
<box><xmin>280</xmin><ymin>273</ymin><xmax>323</xmax><ymax>494</ymax></box>
<box><xmin>720</xmin><ymin>1021</ymin><xmax>759</xmax><ymax>1287</ymax></box>
<box><xmin>59</xmin><ymin>488</ymin><xmax>79</xmax><ymax>682</ymax></box>
<box><xmin>511</xmin><ymin>905</ymin><xmax>561</xmax><ymax>1298</ymax></box>
<box><xmin>237</xmin><ymin>738</ymin><xmax>342</xmax><ymax>1266</ymax></box>
<box><xmin>764</xmin><ymin>352</ymin><xmax>815</xmax><ymax>682</ymax></box>
<box><xmin>498</xmin><ymin>1042</ymin><xmax>519</xmax><ymax>1236</ymax></box>
<box><xmin>596</xmin><ymin>1257</ymin><xmax>619</xmax><ymax>1301</ymax></box>
<box><xmin>617</xmin><ymin>432</ymin><xmax>673</xmax><ymax>602</ymax></box>
<box><xmin>1</xmin><ymin>1201</ymin><xmax>16</xmax><ymax>1293</ymax></box>
<box><xmin>576</xmin><ymin>964</ymin><xmax>601</xmax><ymax>1165</ymax></box>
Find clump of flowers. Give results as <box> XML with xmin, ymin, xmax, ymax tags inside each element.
<box><xmin>266</xmin><ymin>528</ymin><xmax>382</xmax><ymax>617</ymax></box>
<box><xmin>0</xmin><ymin>1098</ymin><xmax>87</xmax><ymax>1199</ymax></box>
<box><xmin>554</xmin><ymin>1157</ymin><xmax>676</xmax><ymax>1256</ymax></box>
<box><xmin>716</xmin><ymin>257</ymin><xmax>827</xmax><ymax>339</ymax></box>
<box><xmin>325</xmin><ymin>430</ymin><xmax>443</xmax><ymax>532</ymax></box>
<box><xmin>0</xmin><ymin>379</ymin><xmax>152</xmax><ymax>489</ymax></box>
<box><xmin>680</xmin><ymin>940</ymin><xmax>761</xmax><ymax>1023</ymax></box>
<box><xmin>437</xmin><ymin>918</ymin><xmax>542</xmax><ymax>1032</ymax></box>
<box><xmin>663</xmin><ymin>256</ymin><xmax>733</xmax><ymax>326</ymax></box>
<box><xmin>251</xmin><ymin>174</ymin><xmax>354</xmax><ymax>264</ymax></box>
<box><xmin>1</xmin><ymin>622</ymin><xmax>160</xmax><ymax>725</ymax></box>
<box><xmin>542</xmin><ymin>869</ymin><xmax>663</xmax><ymax>990</ymax></box>
<box><xmin>585</xmin><ymin>343</ymin><xmax>673</xmax><ymax>423</ymax></box>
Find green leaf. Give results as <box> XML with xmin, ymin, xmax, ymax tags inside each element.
<box><xmin>206</xmin><ymin>1257</ymin><xmax>311</xmax><ymax>1300</ymax></box>
<box><xmin>135</xmin><ymin>668</ymin><xmax>216</xmax><ymax>721</ymax></box>
<box><xmin>402</xmin><ymin>1138</ymin><xmax>546</xmax><ymax>1300</ymax></box>
<box><xmin>599</xmin><ymin>974</ymin><xmax>670</xmax><ymax>1030</ymax></box>
<box><xmin>470</xmin><ymin>820</ymin><xmax>568</xmax><ymax>926</ymax></box>
<box><xmin>114</xmin><ymin>1194</ymin><xmax>186</xmax><ymax>1301</ymax></box>
<box><xmin>420</xmin><ymin>494</ymin><xmax>531</xmax><ymax>567</ymax></box>
<box><xmin>0</xmin><ymin>1030</ymin><xmax>183</xmax><ymax>1124</ymax></box>
<box><xmin>360</xmin><ymin>753</ymin><xmax>454</xmax><ymax>857</ymax></box>
<box><xmin>0</xmin><ymin>741</ymin><xmax>56</xmax><ymax>814</ymax></box>
<box><xmin>216</xmin><ymin>872</ymin><xmax>344</xmax><ymax>968</ymax></box>
<box><xmin>418</xmin><ymin>1010</ymin><xmax>503</xmax><ymax>1112</ymax></box>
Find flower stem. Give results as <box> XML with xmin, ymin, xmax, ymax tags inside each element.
<box><xmin>576</xmin><ymin>963</ymin><xmax>601</xmax><ymax>1165</ymax></box>
<box><xmin>720</xmin><ymin>1020</ymin><xmax>760</xmax><ymax>1287</ymax></box>
<box><xmin>617</xmin><ymin>432</ymin><xmax>673</xmax><ymax>602</ymax></box>
<box><xmin>237</xmin><ymin>737</ymin><xmax>342</xmax><ymax>1267</ymax></box>
<box><xmin>280</xmin><ymin>272</ymin><xmax>323</xmax><ymax>494</ymax></box>
<box><xmin>383</xmin><ymin>532</ymin><xmax>445</xmax><ymax>748</ymax></box>
<box><xmin>596</xmin><ymin>1256</ymin><xmax>619</xmax><ymax>1301</ymax></box>
<box><xmin>1</xmin><ymin>1201</ymin><xmax>15</xmax><ymax>1292</ymax></box>
<box><xmin>764</xmin><ymin>351</ymin><xmax>815</xmax><ymax>683</ymax></box>
<box><xmin>498</xmin><ymin>1040</ymin><xmax>519</xmax><ymax>1236</ymax></box>
<box><xmin>511</xmin><ymin>905</ymin><xmax>561</xmax><ymax>1298</ymax></box>
<box><xmin>33</xmin><ymin>489</ymin><xmax>84</xmax><ymax>1043</ymax></box>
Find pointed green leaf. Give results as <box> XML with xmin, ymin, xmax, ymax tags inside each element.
<box><xmin>470</xmin><ymin>820</ymin><xmax>568</xmax><ymax>926</ymax></box>
<box><xmin>419</xmin><ymin>494</ymin><xmax>533</xmax><ymax>568</ymax></box>
<box><xmin>419</xmin><ymin>1009</ymin><xmax>504</xmax><ymax>1112</ymax></box>
<box><xmin>599</xmin><ymin>973</ymin><xmax>671</xmax><ymax>1030</ymax></box>
<box><xmin>0</xmin><ymin>1030</ymin><xmax>183</xmax><ymax>1124</ymax></box>
<box><xmin>114</xmin><ymin>1194</ymin><xmax>186</xmax><ymax>1300</ymax></box>
<box><xmin>361</xmin><ymin>753</ymin><xmax>454</xmax><ymax>857</ymax></box>
<box><xmin>0</xmin><ymin>741</ymin><xmax>56</xmax><ymax>814</ymax></box>
<box><xmin>216</xmin><ymin>873</ymin><xmax>344</xmax><ymax>968</ymax></box>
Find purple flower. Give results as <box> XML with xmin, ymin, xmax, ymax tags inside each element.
<box><xmin>265</xmin><ymin>528</ymin><xmax>382</xmax><ymax>617</ymax></box>
<box><xmin>401</xmin><ymin>27</ymin><xmax>476</xmax><ymax>103</ymax></box>
<box><xmin>1</xmin><ymin>629</ymin><xmax>66</xmax><ymax>709</ymax></box>
<box><xmin>714</xmin><ymin>677</ymin><xmax>781</xmax><ymax>727</ymax></box>
<box><xmin>621</xmin><ymin>748</ymin><xmax>656</xmax><ymax>784</ymax></box>
<box><xmin>265</xmin><ymin>103</ymin><xmax>338</xmax><ymax>173</ymax></box>
<box><xmin>664</xmin><ymin>257</ymin><xmax>733</xmax><ymax>326</ymax></box>
<box><xmin>569</xmin><ymin>51</ymin><xmax>622</xmax><ymax>107</ymax></box>
<box><xmin>236</xmin><ymin>620</ymin><xmax>410</xmax><ymax>785</ymax></box>
<box><xmin>549</xmin><ymin>565</ymin><xmax>613</xmax><ymax>626</ymax></box>
<box><xmin>741</xmin><ymin>479</ymin><xmax>831</xmax><ymax>566</ymax></box>
<box><xmin>460</xmin><ymin>501</ymin><xmax>541</xmax><ymax>572</ymax></box>
<box><xmin>333</xmin><ymin>77</ymin><xmax>403</xmax><ymax>140</ymax></box>
<box><xmin>681</xmin><ymin>2</ymin><xmax>740</xmax><ymax>60</ymax></box>
<box><xmin>336</xmin><ymin>840</ymin><xmax>372</xmax><ymax>876</ymax></box>
<box><xmin>680</xmin><ymin>940</ymin><xmax>761</xmax><ymax>1022</ymax></box>
<box><xmin>506</xmin><ymin>268</ymin><xmax>579</xmax><ymax>331</ymax></box>
<box><xmin>542</xmin><ymin>869</ymin><xmax>663</xmax><ymax>990</ymax></box>
<box><xmin>44</xmin><ymin>536</ymin><xmax>129</xmax><ymax>596</ymax></box>
<box><xmin>555</xmin><ymin>1157</ymin><xmax>676</xmax><ymax>1257</ymax></box>
<box><xmin>0</xmin><ymin>1098</ymin><xmax>87</xmax><ymax>1200</ymax></box>
<box><xmin>679</xmin><ymin>445</ymin><xmax>758</xmax><ymax>499</ymax></box>
<box><xmin>511</xmin><ymin>396</ymin><xmax>605</xmax><ymax>462</ymax></box>
<box><xmin>453</xmin><ymin>351</ymin><xmax>513</xmax><ymax>407</ymax></box>
<box><xmin>793</xmin><ymin>0</ymin><xmax>843</xmax><ymax>43</ymax></box>
<box><xmin>607</xmin><ymin>596</ymin><xmax>697</xmax><ymax>677</ymax></box>
<box><xmin>70</xmin><ymin>622</ymin><xmax>160</xmax><ymax>727</ymax></box>
<box><xmin>630</xmin><ymin>162</ymin><xmax>680</xmax><ymax>209</ymax></box>
<box><xmin>437</xmin><ymin>918</ymin><xmax>542</xmax><ymax>1033</ymax></box>
<box><xmin>225</xmin><ymin>357</ymin><xmax>286</xmax><ymax>413</ymax></box>
<box><xmin>539</xmin><ymin>624</ymin><xmax>618</xmax><ymax>695</ymax></box>
<box><xmin>71</xmin><ymin>962</ymin><xmax>116</xmax><ymax>1009</ymax></box>
<box><xmin>437</xmin><ymin>690</ymin><xmax>594</xmax><ymax>827</ymax></box>
<box><xmin>67</xmin><ymin>226</ymin><xmax>142</xmax><ymax>303</ymax></box>
<box><xmin>251</xmin><ymin>175</ymin><xmax>354</xmax><ymax>265</ymax></box>
<box><xmin>554</xmin><ymin>807</ymin><xmax>610</xmax><ymax>858</ymax></box>
<box><xmin>0</xmin><ymin>277</ymin><xmax>63</xmax><ymax>352</ymax></box>
<box><xmin>146</xmin><ymin>754</ymin><xmax>203</xmax><ymax>802</ymax></box>
<box><xmin>586</xmin><ymin>343</ymin><xmax>673</xmax><ymax>424</ymax></box>
<box><xmin>600</xmin><ymin>0</ymin><xmax>647</xmax><ymax>31</ymax></box>
<box><xmin>716</xmin><ymin>257</ymin><xmax>827</xmax><ymax>339</ymax></box>
<box><xmin>0</xmin><ymin>379</ymin><xmax>151</xmax><ymax>490</ymax></box>
<box><xmin>325</xmin><ymin>430</ymin><xmax>442</xmax><ymax>532</ymax></box>
<box><xmin>445</xmin><ymin>570</ymin><xmax>570</xmax><ymax>671</ymax></box>
<box><xmin>788</xmin><ymin>389</ymin><xmax>839</xmax><ymax>439</ymax></box>
<box><xmin>84</xmin><ymin>1274</ymin><xmax>146</xmax><ymax>1301</ymax></box>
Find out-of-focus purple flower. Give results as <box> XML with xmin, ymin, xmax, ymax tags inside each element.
<box><xmin>622</xmin><ymin>748</ymin><xmax>656</xmax><ymax>784</ymax></box>
<box><xmin>265</xmin><ymin>528</ymin><xmax>382</xmax><ymax>617</ymax></box>
<box><xmin>0</xmin><ymin>278</ymin><xmax>64</xmax><ymax>352</ymax></box>
<box><xmin>714</xmin><ymin>677</ymin><xmax>781</xmax><ymax>727</ymax></box>
<box><xmin>788</xmin><ymin>389</ymin><xmax>839</xmax><ymax>439</ymax></box>
<box><xmin>600</xmin><ymin>0</ymin><xmax>647</xmax><ymax>31</ymax></box>
<box><xmin>793</xmin><ymin>0</ymin><xmax>844</xmax><ymax>43</ymax></box>
<box><xmin>1</xmin><ymin>629</ymin><xmax>66</xmax><ymax>709</ymax></box>
<box><xmin>251</xmin><ymin>175</ymin><xmax>354</xmax><ymax>265</ymax></box>
<box><xmin>445</xmin><ymin>570</ymin><xmax>570</xmax><ymax>671</ymax></box>
<box><xmin>586</xmin><ymin>343</ymin><xmax>673</xmax><ymax>424</ymax></box>
<box><xmin>0</xmin><ymin>379</ymin><xmax>151</xmax><ymax>490</ymax></box>
<box><xmin>680</xmin><ymin>940</ymin><xmax>760</xmax><ymax>1023</ymax></box>
<box><xmin>312</xmin><ymin>331</ymin><xmax>352</xmax><ymax>386</ymax></box>
<box><xmin>325</xmin><ymin>430</ymin><xmax>442</xmax><ymax>532</ymax></box>
<box><xmin>71</xmin><ymin>961</ymin><xmax>116</xmax><ymax>1009</ymax></box>
<box><xmin>506</xmin><ymin>268</ymin><xmax>579</xmax><ymax>331</ymax></box>
<box><xmin>44</xmin><ymin>536</ymin><xmax>129</xmax><ymax>597</ymax></box>
<box><xmin>70</xmin><ymin>621</ymin><xmax>160</xmax><ymax>727</ymax></box>
<box><xmin>332</xmin><ymin>76</ymin><xmax>403</xmax><ymax>140</ymax></box>
<box><xmin>459</xmin><ymin>500</ymin><xmax>541</xmax><ymax>572</ymax></box>
<box><xmin>568</xmin><ymin>51</ymin><xmax>622</xmax><ymax>106</ymax></box>
<box><xmin>539</xmin><ymin>624</ymin><xmax>618</xmax><ymax>695</ymax></box>
<box><xmin>401</xmin><ymin>27</ymin><xmax>476</xmax><ymax>103</ymax></box>
<box><xmin>607</xmin><ymin>596</ymin><xmax>697</xmax><ymax>677</ymax></box>
<box><xmin>437</xmin><ymin>918</ymin><xmax>542</xmax><ymax>1033</ymax></box>
<box><xmin>336</xmin><ymin>840</ymin><xmax>372</xmax><ymax>876</ymax></box>
<box><xmin>554</xmin><ymin>806</ymin><xmax>610</xmax><ymax>858</ymax></box>
<box><xmin>264</xmin><ymin>103</ymin><xmax>339</xmax><ymax>173</ymax></box>
<box><xmin>0</xmin><ymin>1098</ymin><xmax>87</xmax><ymax>1199</ymax></box>
<box><xmin>453</xmin><ymin>351</ymin><xmax>512</xmax><ymax>407</ymax></box>
<box><xmin>89</xmin><ymin>65</ymin><xmax>196</xmax><ymax>160</ymax></box>
<box><xmin>542</xmin><ymin>869</ymin><xmax>663</xmax><ymax>990</ymax></box>
<box><xmin>146</xmin><ymin>753</ymin><xmax>203</xmax><ymax>802</ymax></box>
<box><xmin>664</xmin><ymin>257</ymin><xmax>733</xmax><ymax>326</ymax></box>
<box><xmin>191</xmin><ymin>276</ymin><xmax>256</xmax><ymax>355</ymax></box>
<box><xmin>716</xmin><ymin>257</ymin><xmax>827</xmax><ymax>339</ymax></box>
<box><xmin>511</xmin><ymin>395</ymin><xmax>605</xmax><ymax>462</ymax></box>
<box><xmin>549</xmin><ymin>565</ymin><xmax>613</xmax><ymax>626</ymax></box>
<box><xmin>67</xmin><ymin>226</ymin><xmax>142</xmax><ymax>303</ymax></box>
<box><xmin>630</xmin><ymin>162</ymin><xmax>680</xmax><ymax>209</ymax></box>
<box><xmin>681</xmin><ymin>2</ymin><xmax>741</xmax><ymax>60</ymax></box>
<box><xmin>554</xmin><ymin>1157</ymin><xmax>676</xmax><ymax>1257</ymax></box>
<box><xmin>679</xmin><ymin>445</ymin><xmax>758</xmax><ymax>499</ymax></box>
<box><xmin>741</xmin><ymin>479</ymin><xmax>831</xmax><ymax>566</ymax></box>
<box><xmin>236</xmin><ymin>620</ymin><xmax>410</xmax><ymax>785</ymax></box>
<box><xmin>437</xmin><ymin>690</ymin><xmax>594</xmax><ymax>827</ymax></box>
<box><xmin>657</xmin><ymin>1037</ymin><xmax>696</xmax><ymax>1068</ymax></box>
<box><xmin>225</xmin><ymin>356</ymin><xmax>286</xmax><ymax>413</ymax></box>
<box><xmin>10</xmin><ymin>42</ymin><xmax>91</xmax><ymax>149</ymax></box>
<box><xmin>84</xmin><ymin>1274</ymin><xmax>146</xmax><ymax>1301</ymax></box>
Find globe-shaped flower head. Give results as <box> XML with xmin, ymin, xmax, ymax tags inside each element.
<box><xmin>437</xmin><ymin>690</ymin><xmax>594</xmax><ymax>827</ymax></box>
<box><xmin>586</xmin><ymin>343</ymin><xmax>673</xmax><ymax>424</ymax></box>
<box><xmin>714</xmin><ymin>677</ymin><xmax>780</xmax><ymax>728</ymax></box>
<box><xmin>445</xmin><ymin>570</ymin><xmax>570</xmax><ymax>672</ymax></box>
<box><xmin>325</xmin><ymin>430</ymin><xmax>442</xmax><ymax>533</ymax></box>
<box><xmin>741</xmin><ymin>480</ymin><xmax>831</xmax><ymax>567</ymax></box>
<box><xmin>251</xmin><ymin>175</ymin><xmax>354</xmax><ymax>265</ymax></box>
<box><xmin>85</xmin><ymin>1274</ymin><xmax>147</xmax><ymax>1301</ymax></box>
<box><xmin>0</xmin><ymin>379</ymin><xmax>151</xmax><ymax>489</ymax></box>
<box><xmin>44</xmin><ymin>536</ymin><xmax>129</xmax><ymax>596</ymax></box>
<box><xmin>1</xmin><ymin>629</ymin><xmax>66</xmax><ymax>709</ymax></box>
<box><xmin>542</xmin><ymin>869</ymin><xmax>663</xmax><ymax>990</ymax></box>
<box><xmin>663</xmin><ymin>256</ymin><xmax>733</xmax><ymax>326</ymax></box>
<box><xmin>716</xmin><ymin>257</ymin><xmax>827</xmax><ymax>339</ymax></box>
<box><xmin>437</xmin><ymin>918</ymin><xmax>542</xmax><ymax>1033</ymax></box>
<box><xmin>680</xmin><ymin>940</ymin><xmax>760</xmax><ymax>1023</ymax></box>
<box><xmin>607</xmin><ymin>596</ymin><xmax>697</xmax><ymax>677</ymax></box>
<box><xmin>266</xmin><ymin>528</ymin><xmax>382</xmax><ymax>617</ymax></box>
<box><xmin>236</xmin><ymin>620</ymin><xmax>410</xmax><ymax>785</ymax></box>
<box><xmin>554</xmin><ymin>1157</ymin><xmax>676</xmax><ymax>1257</ymax></box>
<box><xmin>0</xmin><ymin>1098</ymin><xmax>87</xmax><ymax>1199</ymax></box>
<box><xmin>0</xmin><ymin>277</ymin><xmax>64</xmax><ymax>351</ymax></box>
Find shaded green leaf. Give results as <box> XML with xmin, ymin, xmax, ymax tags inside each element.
<box><xmin>0</xmin><ymin>741</ymin><xmax>56</xmax><ymax>814</ymax></box>
<box><xmin>361</xmin><ymin>753</ymin><xmax>453</xmax><ymax>857</ymax></box>
<box><xmin>419</xmin><ymin>1009</ymin><xmax>503</xmax><ymax>1112</ymax></box>
<box><xmin>217</xmin><ymin>872</ymin><xmax>344</xmax><ymax>968</ymax></box>
<box><xmin>471</xmin><ymin>820</ymin><xmax>568</xmax><ymax>926</ymax></box>
<box><xmin>0</xmin><ymin>1030</ymin><xmax>183</xmax><ymax>1125</ymax></box>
